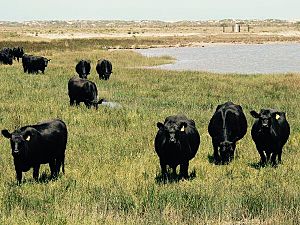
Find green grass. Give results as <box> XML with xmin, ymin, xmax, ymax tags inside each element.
<box><xmin>0</xmin><ymin>47</ymin><xmax>300</xmax><ymax>225</ymax></box>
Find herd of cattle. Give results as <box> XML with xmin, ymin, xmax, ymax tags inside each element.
<box><xmin>0</xmin><ymin>47</ymin><xmax>24</xmax><ymax>65</ymax></box>
<box><xmin>0</xmin><ymin>47</ymin><xmax>291</xmax><ymax>183</ymax></box>
<box><xmin>155</xmin><ymin>102</ymin><xmax>290</xmax><ymax>179</ymax></box>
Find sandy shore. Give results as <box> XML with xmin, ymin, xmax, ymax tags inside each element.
<box><xmin>25</xmin><ymin>31</ymin><xmax>300</xmax><ymax>40</ymax></box>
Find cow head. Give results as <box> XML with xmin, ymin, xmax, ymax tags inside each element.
<box><xmin>219</xmin><ymin>140</ymin><xmax>235</xmax><ymax>163</ymax></box>
<box><xmin>250</xmin><ymin>109</ymin><xmax>282</xmax><ymax>132</ymax></box>
<box><xmin>91</xmin><ymin>99</ymin><xmax>104</xmax><ymax>110</ymax></box>
<box><xmin>1</xmin><ymin>129</ymin><xmax>32</xmax><ymax>156</ymax></box>
<box><xmin>77</xmin><ymin>60</ymin><xmax>90</xmax><ymax>79</ymax></box>
<box><xmin>157</xmin><ymin>121</ymin><xmax>187</xmax><ymax>145</ymax></box>
<box><xmin>43</xmin><ymin>58</ymin><xmax>51</xmax><ymax>67</ymax></box>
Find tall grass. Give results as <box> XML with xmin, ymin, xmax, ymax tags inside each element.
<box><xmin>0</xmin><ymin>47</ymin><xmax>299</xmax><ymax>224</ymax></box>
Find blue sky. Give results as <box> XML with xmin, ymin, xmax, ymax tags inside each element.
<box><xmin>2</xmin><ymin>0</ymin><xmax>299</xmax><ymax>21</ymax></box>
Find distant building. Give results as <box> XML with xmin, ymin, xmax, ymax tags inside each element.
<box><xmin>233</xmin><ymin>23</ymin><xmax>241</xmax><ymax>32</ymax></box>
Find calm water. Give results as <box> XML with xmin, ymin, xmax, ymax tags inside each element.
<box><xmin>136</xmin><ymin>43</ymin><xmax>300</xmax><ymax>74</ymax></box>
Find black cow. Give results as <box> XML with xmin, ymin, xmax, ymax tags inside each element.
<box><xmin>1</xmin><ymin>119</ymin><xmax>68</xmax><ymax>183</ymax></box>
<box><xmin>96</xmin><ymin>59</ymin><xmax>112</xmax><ymax>80</ymax></box>
<box><xmin>22</xmin><ymin>54</ymin><xmax>50</xmax><ymax>74</ymax></box>
<box><xmin>250</xmin><ymin>109</ymin><xmax>290</xmax><ymax>166</ymax></box>
<box><xmin>68</xmin><ymin>76</ymin><xmax>103</xmax><ymax>109</ymax></box>
<box><xmin>0</xmin><ymin>47</ymin><xmax>13</xmax><ymax>65</ymax></box>
<box><xmin>22</xmin><ymin>54</ymin><xmax>32</xmax><ymax>73</ymax></box>
<box><xmin>12</xmin><ymin>47</ymin><xmax>24</xmax><ymax>62</ymax></box>
<box><xmin>208</xmin><ymin>102</ymin><xmax>247</xmax><ymax>164</ymax></box>
<box><xmin>75</xmin><ymin>60</ymin><xmax>91</xmax><ymax>79</ymax></box>
<box><xmin>0</xmin><ymin>52</ymin><xmax>13</xmax><ymax>65</ymax></box>
<box><xmin>155</xmin><ymin>114</ymin><xmax>200</xmax><ymax>179</ymax></box>
<box><xmin>1</xmin><ymin>47</ymin><xmax>13</xmax><ymax>57</ymax></box>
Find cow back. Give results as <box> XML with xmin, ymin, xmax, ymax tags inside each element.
<box><xmin>208</xmin><ymin>102</ymin><xmax>247</xmax><ymax>142</ymax></box>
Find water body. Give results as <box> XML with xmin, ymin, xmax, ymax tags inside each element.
<box><xmin>136</xmin><ymin>43</ymin><xmax>300</xmax><ymax>74</ymax></box>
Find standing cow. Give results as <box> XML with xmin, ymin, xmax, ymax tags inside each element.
<box><xmin>96</xmin><ymin>59</ymin><xmax>112</xmax><ymax>80</ymax></box>
<box><xmin>22</xmin><ymin>54</ymin><xmax>50</xmax><ymax>74</ymax></box>
<box><xmin>0</xmin><ymin>51</ymin><xmax>13</xmax><ymax>65</ymax></box>
<box><xmin>12</xmin><ymin>47</ymin><xmax>24</xmax><ymax>62</ymax></box>
<box><xmin>1</xmin><ymin>119</ymin><xmax>68</xmax><ymax>183</ymax></box>
<box><xmin>75</xmin><ymin>60</ymin><xmax>91</xmax><ymax>79</ymax></box>
<box><xmin>250</xmin><ymin>109</ymin><xmax>290</xmax><ymax>166</ymax></box>
<box><xmin>155</xmin><ymin>114</ymin><xmax>200</xmax><ymax>179</ymax></box>
<box><xmin>0</xmin><ymin>47</ymin><xmax>13</xmax><ymax>65</ymax></box>
<box><xmin>208</xmin><ymin>102</ymin><xmax>247</xmax><ymax>164</ymax></box>
<box><xmin>68</xmin><ymin>76</ymin><xmax>103</xmax><ymax>109</ymax></box>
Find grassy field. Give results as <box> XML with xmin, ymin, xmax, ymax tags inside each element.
<box><xmin>0</xmin><ymin>41</ymin><xmax>300</xmax><ymax>225</ymax></box>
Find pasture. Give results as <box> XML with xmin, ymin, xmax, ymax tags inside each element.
<box><xmin>0</xmin><ymin>41</ymin><xmax>300</xmax><ymax>224</ymax></box>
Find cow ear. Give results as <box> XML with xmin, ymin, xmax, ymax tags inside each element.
<box><xmin>272</xmin><ymin>112</ymin><xmax>283</xmax><ymax>120</ymax></box>
<box><xmin>1</xmin><ymin>129</ymin><xmax>12</xmax><ymax>139</ymax></box>
<box><xmin>180</xmin><ymin>122</ymin><xmax>187</xmax><ymax>132</ymax></box>
<box><xmin>23</xmin><ymin>133</ymin><xmax>31</xmax><ymax>142</ymax></box>
<box><xmin>250</xmin><ymin>110</ymin><xmax>260</xmax><ymax>118</ymax></box>
<box><xmin>23</xmin><ymin>129</ymin><xmax>32</xmax><ymax>142</ymax></box>
<box><xmin>157</xmin><ymin>122</ymin><xmax>164</xmax><ymax>129</ymax></box>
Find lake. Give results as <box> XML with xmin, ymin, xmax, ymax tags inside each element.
<box><xmin>136</xmin><ymin>43</ymin><xmax>300</xmax><ymax>74</ymax></box>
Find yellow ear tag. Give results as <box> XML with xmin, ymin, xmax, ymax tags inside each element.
<box><xmin>276</xmin><ymin>114</ymin><xmax>280</xmax><ymax>120</ymax></box>
<box><xmin>25</xmin><ymin>135</ymin><xmax>31</xmax><ymax>141</ymax></box>
<box><xmin>180</xmin><ymin>126</ymin><xmax>185</xmax><ymax>132</ymax></box>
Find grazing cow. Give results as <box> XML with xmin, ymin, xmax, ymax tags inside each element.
<box><xmin>250</xmin><ymin>109</ymin><xmax>290</xmax><ymax>166</ymax></box>
<box><xmin>12</xmin><ymin>47</ymin><xmax>24</xmax><ymax>62</ymax></box>
<box><xmin>208</xmin><ymin>102</ymin><xmax>247</xmax><ymax>164</ymax></box>
<box><xmin>96</xmin><ymin>59</ymin><xmax>112</xmax><ymax>80</ymax></box>
<box><xmin>155</xmin><ymin>114</ymin><xmax>200</xmax><ymax>179</ymax></box>
<box><xmin>68</xmin><ymin>76</ymin><xmax>103</xmax><ymax>109</ymax></box>
<box><xmin>1</xmin><ymin>119</ymin><xmax>68</xmax><ymax>183</ymax></box>
<box><xmin>75</xmin><ymin>60</ymin><xmax>91</xmax><ymax>79</ymax></box>
<box><xmin>22</xmin><ymin>54</ymin><xmax>50</xmax><ymax>74</ymax></box>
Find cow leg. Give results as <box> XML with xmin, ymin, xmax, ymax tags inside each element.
<box><xmin>33</xmin><ymin>165</ymin><xmax>40</xmax><ymax>181</ymax></box>
<box><xmin>213</xmin><ymin>141</ymin><xmax>220</xmax><ymax>164</ymax></box>
<box><xmin>265</xmin><ymin>152</ymin><xmax>271</xmax><ymax>163</ymax></box>
<box><xmin>160</xmin><ymin>160</ymin><xmax>167</xmax><ymax>179</ymax></box>
<box><xmin>49</xmin><ymin>160</ymin><xmax>57</xmax><ymax>179</ymax></box>
<box><xmin>230</xmin><ymin>143</ymin><xmax>236</xmax><ymax>162</ymax></box>
<box><xmin>14</xmin><ymin>163</ymin><xmax>23</xmax><ymax>184</ymax></box>
<box><xmin>278</xmin><ymin>149</ymin><xmax>283</xmax><ymax>164</ymax></box>
<box><xmin>256</xmin><ymin>145</ymin><xmax>266</xmax><ymax>165</ymax></box>
<box><xmin>16</xmin><ymin>170</ymin><xmax>22</xmax><ymax>184</ymax></box>
<box><xmin>75</xmin><ymin>101</ymin><xmax>80</xmax><ymax>106</ymax></box>
<box><xmin>55</xmin><ymin>158</ymin><xmax>62</xmax><ymax>175</ymax></box>
<box><xmin>270</xmin><ymin>152</ymin><xmax>278</xmax><ymax>166</ymax></box>
<box><xmin>61</xmin><ymin>153</ymin><xmax>65</xmax><ymax>174</ymax></box>
<box><xmin>70</xmin><ymin>99</ymin><xmax>75</xmax><ymax>106</ymax></box>
<box><xmin>84</xmin><ymin>102</ymin><xmax>92</xmax><ymax>109</ymax></box>
<box><xmin>179</xmin><ymin>161</ymin><xmax>189</xmax><ymax>179</ymax></box>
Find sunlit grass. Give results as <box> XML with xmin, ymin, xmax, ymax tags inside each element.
<box><xmin>0</xmin><ymin>46</ymin><xmax>299</xmax><ymax>224</ymax></box>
